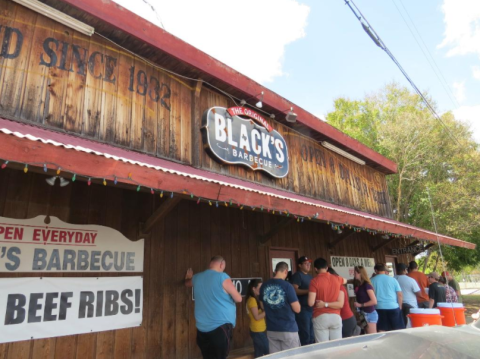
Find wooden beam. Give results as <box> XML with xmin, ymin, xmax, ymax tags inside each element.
<box><xmin>371</xmin><ymin>236</ymin><xmax>397</xmax><ymax>253</ymax></box>
<box><xmin>328</xmin><ymin>230</ymin><xmax>355</xmax><ymax>249</ymax></box>
<box><xmin>424</xmin><ymin>243</ymin><xmax>435</xmax><ymax>251</ymax></box>
<box><xmin>258</xmin><ymin>218</ymin><xmax>295</xmax><ymax>244</ymax></box>
<box><xmin>142</xmin><ymin>197</ymin><xmax>182</xmax><ymax>233</ymax></box>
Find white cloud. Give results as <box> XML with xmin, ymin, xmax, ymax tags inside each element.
<box><xmin>452</xmin><ymin>81</ymin><xmax>466</xmax><ymax>103</ymax></box>
<box><xmin>452</xmin><ymin>105</ymin><xmax>480</xmax><ymax>143</ymax></box>
<box><xmin>113</xmin><ymin>0</ymin><xmax>309</xmax><ymax>84</ymax></box>
<box><xmin>473</xmin><ymin>66</ymin><xmax>480</xmax><ymax>80</ymax></box>
<box><xmin>438</xmin><ymin>0</ymin><xmax>480</xmax><ymax>57</ymax></box>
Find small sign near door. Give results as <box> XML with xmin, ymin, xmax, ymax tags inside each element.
<box><xmin>271</xmin><ymin>258</ymin><xmax>292</xmax><ymax>272</ymax></box>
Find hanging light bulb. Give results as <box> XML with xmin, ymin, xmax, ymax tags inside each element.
<box><xmin>136</xmin><ymin>185</ymin><xmax>141</xmax><ymax>192</ymax></box>
<box><xmin>72</xmin><ymin>173</ymin><xmax>76</xmax><ymax>182</ymax></box>
<box><xmin>103</xmin><ymin>178</ymin><xmax>107</xmax><ymax>186</ymax></box>
<box><xmin>255</xmin><ymin>91</ymin><xmax>264</xmax><ymax>108</ymax></box>
<box><xmin>1</xmin><ymin>161</ymin><xmax>8</xmax><ymax>169</ymax></box>
<box><xmin>57</xmin><ymin>167</ymin><xmax>61</xmax><ymax>175</ymax></box>
<box><xmin>160</xmin><ymin>191</ymin><xmax>164</xmax><ymax>198</ymax></box>
<box><xmin>24</xmin><ymin>164</ymin><xmax>28</xmax><ymax>173</ymax></box>
<box><xmin>43</xmin><ymin>164</ymin><xmax>47</xmax><ymax>172</ymax></box>
<box><xmin>87</xmin><ymin>178</ymin><xmax>91</xmax><ymax>186</ymax></box>
<box><xmin>151</xmin><ymin>188</ymin><xmax>154</xmax><ymax>195</ymax></box>
<box><xmin>171</xmin><ymin>192</ymin><xmax>174</xmax><ymax>198</ymax></box>
<box><xmin>114</xmin><ymin>176</ymin><xmax>118</xmax><ymax>185</ymax></box>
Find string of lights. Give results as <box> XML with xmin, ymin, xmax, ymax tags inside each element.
<box><xmin>0</xmin><ymin>156</ymin><xmax>424</xmax><ymax>240</ymax></box>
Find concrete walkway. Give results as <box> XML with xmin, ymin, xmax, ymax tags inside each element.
<box><xmin>461</xmin><ymin>288</ymin><xmax>480</xmax><ymax>295</ymax></box>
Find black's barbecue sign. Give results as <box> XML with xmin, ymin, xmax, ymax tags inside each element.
<box><xmin>201</xmin><ymin>107</ymin><xmax>289</xmax><ymax>178</ymax></box>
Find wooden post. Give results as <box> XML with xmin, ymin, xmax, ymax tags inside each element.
<box><xmin>371</xmin><ymin>236</ymin><xmax>397</xmax><ymax>253</ymax></box>
<box><xmin>328</xmin><ymin>230</ymin><xmax>355</xmax><ymax>249</ymax></box>
<box><xmin>141</xmin><ymin>197</ymin><xmax>182</xmax><ymax>235</ymax></box>
<box><xmin>258</xmin><ymin>218</ymin><xmax>295</xmax><ymax>245</ymax></box>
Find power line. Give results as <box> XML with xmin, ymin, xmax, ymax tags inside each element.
<box><xmin>141</xmin><ymin>0</ymin><xmax>166</xmax><ymax>30</ymax></box>
<box><xmin>342</xmin><ymin>0</ymin><xmax>465</xmax><ymax>150</ymax></box>
<box><xmin>392</xmin><ymin>0</ymin><xmax>460</xmax><ymax>109</ymax></box>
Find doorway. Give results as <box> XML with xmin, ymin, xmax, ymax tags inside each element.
<box><xmin>385</xmin><ymin>255</ymin><xmax>397</xmax><ymax>277</ymax></box>
<box><xmin>269</xmin><ymin>247</ymin><xmax>298</xmax><ymax>278</ymax></box>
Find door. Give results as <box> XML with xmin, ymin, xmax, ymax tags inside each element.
<box><xmin>269</xmin><ymin>247</ymin><xmax>298</xmax><ymax>278</ymax></box>
<box><xmin>385</xmin><ymin>255</ymin><xmax>397</xmax><ymax>277</ymax></box>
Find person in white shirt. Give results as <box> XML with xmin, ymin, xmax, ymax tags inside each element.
<box><xmin>395</xmin><ymin>263</ymin><xmax>421</xmax><ymax>326</ymax></box>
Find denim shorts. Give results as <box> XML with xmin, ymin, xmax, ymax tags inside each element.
<box><xmin>363</xmin><ymin>310</ymin><xmax>379</xmax><ymax>323</ymax></box>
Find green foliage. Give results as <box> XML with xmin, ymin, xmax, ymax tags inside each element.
<box><xmin>327</xmin><ymin>83</ymin><xmax>480</xmax><ymax>271</ymax></box>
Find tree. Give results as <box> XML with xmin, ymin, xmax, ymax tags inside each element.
<box><xmin>327</xmin><ymin>83</ymin><xmax>480</xmax><ymax>271</ymax></box>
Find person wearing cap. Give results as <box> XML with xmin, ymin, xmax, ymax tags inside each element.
<box><xmin>371</xmin><ymin>263</ymin><xmax>405</xmax><ymax>331</ymax></box>
<box><xmin>394</xmin><ymin>263</ymin><xmax>421</xmax><ymax>326</ymax></box>
<box><xmin>185</xmin><ymin>255</ymin><xmax>242</xmax><ymax>359</ymax></box>
<box><xmin>442</xmin><ymin>271</ymin><xmax>462</xmax><ymax>302</ymax></box>
<box><xmin>407</xmin><ymin>261</ymin><xmax>430</xmax><ymax>308</ymax></box>
<box><xmin>427</xmin><ymin>272</ymin><xmax>446</xmax><ymax>308</ymax></box>
<box><xmin>290</xmin><ymin>256</ymin><xmax>314</xmax><ymax>346</ymax></box>
<box><xmin>260</xmin><ymin>261</ymin><xmax>301</xmax><ymax>354</ymax></box>
<box><xmin>308</xmin><ymin>258</ymin><xmax>347</xmax><ymax>342</ymax></box>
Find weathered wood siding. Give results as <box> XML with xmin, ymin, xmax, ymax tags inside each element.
<box><xmin>0</xmin><ymin>169</ymin><xmax>410</xmax><ymax>359</ymax></box>
<box><xmin>0</xmin><ymin>0</ymin><xmax>392</xmax><ymax>219</ymax></box>
<box><xmin>0</xmin><ymin>0</ymin><xmax>193</xmax><ymax>163</ymax></box>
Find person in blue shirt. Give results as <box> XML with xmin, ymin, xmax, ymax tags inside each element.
<box><xmin>290</xmin><ymin>256</ymin><xmax>314</xmax><ymax>346</ymax></box>
<box><xmin>260</xmin><ymin>261</ymin><xmax>301</xmax><ymax>354</ymax></box>
<box><xmin>371</xmin><ymin>263</ymin><xmax>405</xmax><ymax>331</ymax></box>
<box><xmin>185</xmin><ymin>255</ymin><xmax>242</xmax><ymax>359</ymax></box>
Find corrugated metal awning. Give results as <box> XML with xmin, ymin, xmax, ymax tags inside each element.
<box><xmin>0</xmin><ymin>118</ymin><xmax>474</xmax><ymax>249</ymax></box>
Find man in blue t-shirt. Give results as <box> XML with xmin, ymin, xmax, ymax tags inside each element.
<box><xmin>371</xmin><ymin>263</ymin><xmax>405</xmax><ymax>331</ymax></box>
<box><xmin>260</xmin><ymin>262</ymin><xmax>301</xmax><ymax>354</ymax></box>
<box><xmin>185</xmin><ymin>255</ymin><xmax>242</xmax><ymax>359</ymax></box>
<box><xmin>290</xmin><ymin>256</ymin><xmax>314</xmax><ymax>345</ymax></box>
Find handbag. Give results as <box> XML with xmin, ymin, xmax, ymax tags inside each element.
<box><xmin>358</xmin><ymin>310</ymin><xmax>368</xmax><ymax>329</ymax></box>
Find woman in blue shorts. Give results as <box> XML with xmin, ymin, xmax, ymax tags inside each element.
<box><xmin>354</xmin><ymin>266</ymin><xmax>378</xmax><ymax>334</ymax></box>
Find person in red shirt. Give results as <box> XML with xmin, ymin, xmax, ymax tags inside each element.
<box><xmin>407</xmin><ymin>261</ymin><xmax>430</xmax><ymax>308</ymax></box>
<box><xmin>308</xmin><ymin>258</ymin><xmax>346</xmax><ymax>342</ymax></box>
<box><xmin>327</xmin><ymin>267</ymin><xmax>357</xmax><ymax>338</ymax></box>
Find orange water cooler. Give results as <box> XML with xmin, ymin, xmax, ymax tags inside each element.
<box><xmin>437</xmin><ymin>303</ymin><xmax>466</xmax><ymax>327</ymax></box>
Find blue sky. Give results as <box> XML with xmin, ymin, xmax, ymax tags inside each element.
<box><xmin>114</xmin><ymin>0</ymin><xmax>480</xmax><ymax>142</ymax></box>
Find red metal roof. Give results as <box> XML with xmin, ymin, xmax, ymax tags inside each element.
<box><xmin>50</xmin><ymin>0</ymin><xmax>397</xmax><ymax>175</ymax></box>
<box><xmin>0</xmin><ymin>118</ymin><xmax>473</xmax><ymax>249</ymax></box>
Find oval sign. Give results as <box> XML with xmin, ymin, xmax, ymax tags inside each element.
<box><xmin>201</xmin><ymin>107</ymin><xmax>289</xmax><ymax>178</ymax></box>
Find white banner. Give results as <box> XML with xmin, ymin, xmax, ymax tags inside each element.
<box><xmin>0</xmin><ymin>216</ymin><xmax>144</xmax><ymax>272</ymax></box>
<box><xmin>331</xmin><ymin>256</ymin><xmax>375</xmax><ymax>298</ymax></box>
<box><xmin>330</xmin><ymin>256</ymin><xmax>375</xmax><ymax>280</ymax></box>
<box><xmin>0</xmin><ymin>276</ymin><xmax>142</xmax><ymax>343</ymax></box>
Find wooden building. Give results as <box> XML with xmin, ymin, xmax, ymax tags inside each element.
<box><xmin>0</xmin><ymin>0</ymin><xmax>474</xmax><ymax>358</ymax></box>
